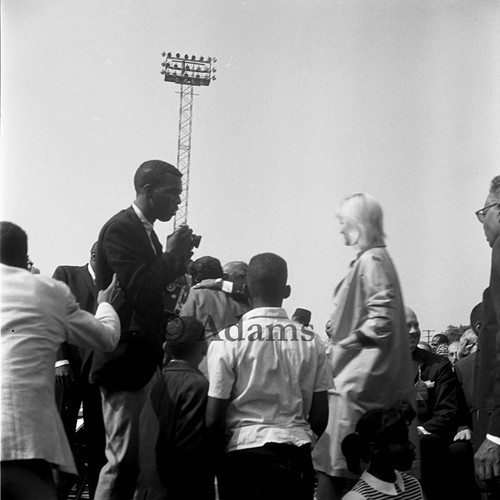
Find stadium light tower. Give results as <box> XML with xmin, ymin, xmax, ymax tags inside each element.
<box><xmin>161</xmin><ymin>52</ymin><xmax>216</xmax><ymax>228</ymax></box>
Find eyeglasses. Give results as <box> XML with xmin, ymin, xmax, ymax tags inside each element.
<box><xmin>475</xmin><ymin>203</ymin><xmax>500</xmax><ymax>223</ymax></box>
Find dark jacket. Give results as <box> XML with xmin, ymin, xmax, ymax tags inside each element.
<box><xmin>90</xmin><ymin>206</ymin><xmax>182</xmax><ymax>391</ymax></box>
<box><xmin>413</xmin><ymin>347</ymin><xmax>460</xmax><ymax>443</ymax></box>
<box><xmin>474</xmin><ymin>235</ymin><xmax>500</xmax><ymax>448</ymax></box>
<box><xmin>138</xmin><ymin>361</ymin><xmax>214</xmax><ymax>500</ymax></box>
<box><xmin>53</xmin><ymin>264</ymin><xmax>96</xmax><ymax>375</ymax></box>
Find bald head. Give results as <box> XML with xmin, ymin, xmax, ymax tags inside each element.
<box><xmin>223</xmin><ymin>261</ymin><xmax>248</xmax><ymax>288</ymax></box>
<box><xmin>405</xmin><ymin>307</ymin><xmax>421</xmax><ymax>352</ymax></box>
<box><xmin>247</xmin><ymin>253</ymin><xmax>290</xmax><ymax>307</ymax></box>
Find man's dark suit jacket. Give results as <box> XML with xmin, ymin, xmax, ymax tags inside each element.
<box><xmin>90</xmin><ymin>206</ymin><xmax>181</xmax><ymax>392</ymax></box>
<box><xmin>53</xmin><ymin>264</ymin><xmax>96</xmax><ymax>374</ymax></box>
<box><xmin>474</xmin><ymin>235</ymin><xmax>500</xmax><ymax>449</ymax></box>
<box><xmin>455</xmin><ymin>351</ymin><xmax>475</xmax><ymax>429</ymax></box>
<box><xmin>413</xmin><ymin>347</ymin><xmax>460</xmax><ymax>443</ymax></box>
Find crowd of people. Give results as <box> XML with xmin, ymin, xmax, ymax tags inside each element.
<box><xmin>2</xmin><ymin>161</ymin><xmax>500</xmax><ymax>500</ymax></box>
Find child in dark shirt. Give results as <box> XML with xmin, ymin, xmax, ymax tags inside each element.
<box><xmin>138</xmin><ymin>316</ymin><xmax>213</xmax><ymax>500</ymax></box>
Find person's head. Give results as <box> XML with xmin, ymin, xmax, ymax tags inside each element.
<box><xmin>405</xmin><ymin>307</ymin><xmax>421</xmax><ymax>352</ymax></box>
<box><xmin>457</xmin><ymin>328</ymin><xmax>478</xmax><ymax>359</ymax></box>
<box><xmin>341</xmin><ymin>401</ymin><xmax>416</xmax><ymax>475</ymax></box>
<box><xmin>448</xmin><ymin>341</ymin><xmax>460</xmax><ymax>366</ymax></box>
<box><xmin>336</xmin><ymin>193</ymin><xmax>385</xmax><ymax>249</ymax></box>
<box><xmin>162</xmin><ymin>316</ymin><xmax>207</xmax><ymax>366</ymax></box>
<box><xmin>0</xmin><ymin>222</ymin><xmax>28</xmax><ymax>268</ymax></box>
<box><xmin>222</xmin><ymin>261</ymin><xmax>248</xmax><ymax>288</ymax></box>
<box><xmin>133</xmin><ymin>160</ymin><xmax>182</xmax><ymax>223</ymax></box>
<box><xmin>470</xmin><ymin>303</ymin><xmax>482</xmax><ymax>336</ymax></box>
<box><xmin>431</xmin><ymin>333</ymin><xmax>449</xmax><ymax>353</ymax></box>
<box><xmin>89</xmin><ymin>242</ymin><xmax>98</xmax><ymax>273</ymax></box>
<box><xmin>476</xmin><ymin>175</ymin><xmax>500</xmax><ymax>248</ymax></box>
<box><xmin>325</xmin><ymin>320</ymin><xmax>333</xmax><ymax>339</ymax></box>
<box><xmin>246</xmin><ymin>253</ymin><xmax>290</xmax><ymax>307</ymax></box>
<box><xmin>292</xmin><ymin>308</ymin><xmax>311</xmax><ymax>327</ymax></box>
<box><xmin>190</xmin><ymin>256</ymin><xmax>223</xmax><ymax>284</ymax></box>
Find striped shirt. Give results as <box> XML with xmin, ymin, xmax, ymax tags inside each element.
<box><xmin>343</xmin><ymin>471</ymin><xmax>424</xmax><ymax>499</ymax></box>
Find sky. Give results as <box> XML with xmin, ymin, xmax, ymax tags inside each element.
<box><xmin>2</xmin><ymin>0</ymin><xmax>500</xmax><ymax>339</ymax></box>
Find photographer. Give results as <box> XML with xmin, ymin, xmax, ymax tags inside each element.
<box><xmin>91</xmin><ymin>160</ymin><xmax>196</xmax><ymax>500</ymax></box>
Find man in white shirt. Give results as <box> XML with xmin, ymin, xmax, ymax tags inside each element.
<box><xmin>206</xmin><ymin>252</ymin><xmax>331</xmax><ymax>500</ymax></box>
<box><xmin>0</xmin><ymin>221</ymin><xmax>122</xmax><ymax>500</ymax></box>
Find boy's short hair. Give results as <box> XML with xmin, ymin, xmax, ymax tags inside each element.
<box><xmin>163</xmin><ymin>316</ymin><xmax>205</xmax><ymax>359</ymax></box>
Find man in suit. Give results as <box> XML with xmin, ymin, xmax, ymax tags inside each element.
<box><xmin>91</xmin><ymin>160</ymin><xmax>194</xmax><ymax>500</ymax></box>
<box><xmin>474</xmin><ymin>175</ymin><xmax>500</xmax><ymax>497</ymax></box>
<box><xmin>406</xmin><ymin>307</ymin><xmax>479</xmax><ymax>499</ymax></box>
<box><xmin>53</xmin><ymin>242</ymin><xmax>105</xmax><ymax>499</ymax></box>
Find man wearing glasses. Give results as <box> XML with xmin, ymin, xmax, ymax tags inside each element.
<box><xmin>473</xmin><ymin>175</ymin><xmax>500</xmax><ymax>497</ymax></box>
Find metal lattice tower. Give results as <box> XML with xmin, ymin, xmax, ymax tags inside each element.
<box><xmin>161</xmin><ymin>52</ymin><xmax>216</xmax><ymax>229</ymax></box>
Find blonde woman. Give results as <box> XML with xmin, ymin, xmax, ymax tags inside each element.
<box><xmin>312</xmin><ymin>193</ymin><xmax>415</xmax><ymax>499</ymax></box>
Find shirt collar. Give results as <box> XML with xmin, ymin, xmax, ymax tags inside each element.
<box><xmin>166</xmin><ymin>359</ymin><xmax>202</xmax><ymax>375</ymax></box>
<box><xmin>132</xmin><ymin>202</ymin><xmax>154</xmax><ymax>235</ymax></box>
<box><xmin>87</xmin><ymin>263</ymin><xmax>95</xmax><ymax>282</ymax></box>
<box><xmin>360</xmin><ymin>470</ymin><xmax>404</xmax><ymax>496</ymax></box>
<box><xmin>242</xmin><ymin>307</ymin><xmax>289</xmax><ymax>321</ymax></box>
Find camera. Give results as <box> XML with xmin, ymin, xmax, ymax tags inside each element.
<box><xmin>190</xmin><ymin>234</ymin><xmax>202</xmax><ymax>248</ymax></box>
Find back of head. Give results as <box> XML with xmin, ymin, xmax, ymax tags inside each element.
<box><xmin>292</xmin><ymin>308</ymin><xmax>311</xmax><ymax>326</ymax></box>
<box><xmin>133</xmin><ymin>159</ymin><xmax>181</xmax><ymax>193</ymax></box>
<box><xmin>223</xmin><ymin>261</ymin><xmax>248</xmax><ymax>287</ymax></box>
<box><xmin>470</xmin><ymin>303</ymin><xmax>482</xmax><ymax>336</ymax></box>
<box><xmin>0</xmin><ymin>222</ymin><xmax>27</xmax><ymax>268</ymax></box>
<box><xmin>341</xmin><ymin>400</ymin><xmax>415</xmax><ymax>475</ymax></box>
<box><xmin>247</xmin><ymin>253</ymin><xmax>288</xmax><ymax>304</ymax></box>
<box><xmin>163</xmin><ymin>316</ymin><xmax>205</xmax><ymax>360</ymax></box>
<box><xmin>489</xmin><ymin>176</ymin><xmax>500</xmax><ymax>202</ymax></box>
<box><xmin>191</xmin><ymin>256</ymin><xmax>223</xmax><ymax>284</ymax></box>
<box><xmin>337</xmin><ymin>193</ymin><xmax>385</xmax><ymax>247</ymax></box>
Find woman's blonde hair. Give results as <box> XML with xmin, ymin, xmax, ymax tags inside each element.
<box><xmin>337</xmin><ymin>193</ymin><xmax>385</xmax><ymax>246</ymax></box>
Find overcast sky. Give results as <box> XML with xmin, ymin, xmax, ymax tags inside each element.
<box><xmin>2</xmin><ymin>0</ymin><xmax>500</xmax><ymax>338</ymax></box>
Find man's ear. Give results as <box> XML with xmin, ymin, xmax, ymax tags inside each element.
<box><xmin>143</xmin><ymin>184</ymin><xmax>153</xmax><ymax>197</ymax></box>
<box><xmin>284</xmin><ymin>284</ymin><xmax>291</xmax><ymax>299</ymax></box>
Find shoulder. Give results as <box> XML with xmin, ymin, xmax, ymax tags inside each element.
<box><xmin>22</xmin><ymin>273</ymin><xmax>75</xmax><ymax>307</ymax></box>
<box><xmin>53</xmin><ymin>265</ymin><xmax>83</xmax><ymax>278</ymax></box>
<box><xmin>358</xmin><ymin>247</ymin><xmax>392</xmax><ymax>271</ymax></box>
<box><xmin>415</xmin><ymin>347</ymin><xmax>439</xmax><ymax>364</ymax></box>
<box><xmin>101</xmin><ymin>208</ymin><xmax>136</xmax><ymax>233</ymax></box>
<box><xmin>39</xmin><ymin>275</ymin><xmax>73</xmax><ymax>299</ymax></box>
<box><xmin>400</xmin><ymin>472</ymin><xmax>423</xmax><ymax>494</ymax></box>
<box><xmin>342</xmin><ymin>491</ymin><xmax>365</xmax><ymax>500</ymax></box>
<box><xmin>166</xmin><ymin>366</ymin><xmax>208</xmax><ymax>393</ymax></box>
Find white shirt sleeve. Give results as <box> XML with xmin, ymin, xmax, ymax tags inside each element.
<box><xmin>207</xmin><ymin>337</ymin><xmax>235</xmax><ymax>399</ymax></box>
<box><xmin>487</xmin><ymin>434</ymin><xmax>500</xmax><ymax>446</ymax></box>
<box><xmin>61</xmin><ymin>282</ymin><xmax>120</xmax><ymax>352</ymax></box>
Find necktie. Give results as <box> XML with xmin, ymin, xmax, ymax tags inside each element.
<box><xmin>150</xmin><ymin>230</ymin><xmax>163</xmax><ymax>257</ymax></box>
